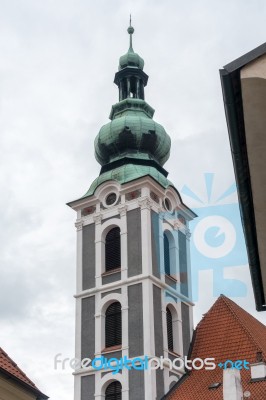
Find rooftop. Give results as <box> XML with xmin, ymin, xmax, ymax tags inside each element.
<box><xmin>0</xmin><ymin>347</ymin><xmax>48</xmax><ymax>399</ymax></box>
<box><xmin>164</xmin><ymin>295</ymin><xmax>266</xmax><ymax>399</ymax></box>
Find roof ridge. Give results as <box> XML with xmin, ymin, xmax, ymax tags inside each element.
<box><xmin>196</xmin><ymin>296</ymin><xmax>222</xmax><ymax>328</ymax></box>
<box><xmin>220</xmin><ymin>295</ymin><xmax>266</xmax><ymax>356</ymax></box>
<box><xmin>0</xmin><ymin>347</ymin><xmax>37</xmax><ymax>388</ymax></box>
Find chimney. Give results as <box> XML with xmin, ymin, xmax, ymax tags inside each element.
<box><xmin>223</xmin><ymin>369</ymin><xmax>243</xmax><ymax>400</ymax></box>
<box><xmin>250</xmin><ymin>352</ymin><xmax>266</xmax><ymax>381</ymax></box>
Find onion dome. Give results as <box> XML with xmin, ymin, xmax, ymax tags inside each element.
<box><xmin>86</xmin><ymin>19</ymin><xmax>172</xmax><ymax>196</ymax></box>
<box><xmin>119</xmin><ymin>47</ymin><xmax>144</xmax><ymax>71</ymax></box>
<box><xmin>94</xmin><ymin>98</ymin><xmax>171</xmax><ymax>167</ymax></box>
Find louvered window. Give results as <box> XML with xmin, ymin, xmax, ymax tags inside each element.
<box><xmin>105</xmin><ymin>381</ymin><xmax>122</xmax><ymax>400</ymax></box>
<box><xmin>164</xmin><ymin>233</ymin><xmax>171</xmax><ymax>276</ymax></box>
<box><xmin>166</xmin><ymin>307</ymin><xmax>174</xmax><ymax>352</ymax></box>
<box><xmin>105</xmin><ymin>227</ymin><xmax>121</xmax><ymax>272</ymax></box>
<box><xmin>105</xmin><ymin>302</ymin><xmax>122</xmax><ymax>348</ymax></box>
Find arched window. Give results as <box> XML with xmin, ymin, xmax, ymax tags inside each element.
<box><xmin>105</xmin><ymin>227</ymin><xmax>121</xmax><ymax>272</ymax></box>
<box><xmin>105</xmin><ymin>381</ymin><xmax>122</xmax><ymax>400</ymax></box>
<box><xmin>164</xmin><ymin>233</ymin><xmax>171</xmax><ymax>276</ymax></box>
<box><xmin>166</xmin><ymin>307</ymin><xmax>174</xmax><ymax>352</ymax></box>
<box><xmin>105</xmin><ymin>302</ymin><xmax>122</xmax><ymax>348</ymax></box>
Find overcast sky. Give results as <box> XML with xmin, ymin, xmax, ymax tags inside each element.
<box><xmin>1</xmin><ymin>1</ymin><xmax>266</xmax><ymax>399</ymax></box>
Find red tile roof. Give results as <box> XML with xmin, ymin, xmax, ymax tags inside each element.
<box><xmin>0</xmin><ymin>347</ymin><xmax>48</xmax><ymax>398</ymax></box>
<box><xmin>165</xmin><ymin>295</ymin><xmax>266</xmax><ymax>400</ymax></box>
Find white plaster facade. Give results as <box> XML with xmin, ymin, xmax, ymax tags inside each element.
<box><xmin>70</xmin><ymin>177</ymin><xmax>195</xmax><ymax>399</ymax></box>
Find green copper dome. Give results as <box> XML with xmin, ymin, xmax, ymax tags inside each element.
<box><xmin>85</xmin><ymin>21</ymin><xmax>172</xmax><ymax>196</ymax></box>
<box><xmin>119</xmin><ymin>48</ymin><xmax>144</xmax><ymax>70</ymax></box>
<box><xmin>94</xmin><ymin>98</ymin><xmax>171</xmax><ymax>167</ymax></box>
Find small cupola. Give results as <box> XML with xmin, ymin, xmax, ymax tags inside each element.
<box><xmin>119</xmin><ymin>19</ymin><xmax>144</xmax><ymax>71</ymax></box>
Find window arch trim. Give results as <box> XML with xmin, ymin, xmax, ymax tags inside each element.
<box><xmin>105</xmin><ymin>380</ymin><xmax>122</xmax><ymax>400</ymax></box>
<box><xmin>100</xmin><ymin>375</ymin><xmax>123</xmax><ymax>400</ymax></box>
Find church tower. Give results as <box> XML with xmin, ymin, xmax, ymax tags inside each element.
<box><xmin>68</xmin><ymin>22</ymin><xmax>196</xmax><ymax>400</ymax></box>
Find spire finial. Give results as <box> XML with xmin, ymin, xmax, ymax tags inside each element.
<box><xmin>127</xmin><ymin>14</ymin><xmax>134</xmax><ymax>50</ymax></box>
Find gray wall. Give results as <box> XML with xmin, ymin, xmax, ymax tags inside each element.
<box><xmin>102</xmin><ymin>271</ymin><xmax>121</xmax><ymax>285</ymax></box>
<box><xmin>127</xmin><ymin>209</ymin><xmax>142</xmax><ymax>277</ymax></box>
<box><xmin>129</xmin><ymin>369</ymin><xmax>145</xmax><ymax>400</ymax></box>
<box><xmin>156</xmin><ymin>369</ymin><xmax>165</xmax><ymax>399</ymax></box>
<box><xmin>165</xmin><ymin>275</ymin><xmax>176</xmax><ymax>289</ymax></box>
<box><xmin>181</xmin><ymin>302</ymin><xmax>190</xmax><ymax>356</ymax></box>
<box><xmin>102</xmin><ymin>350</ymin><xmax>122</xmax><ymax>362</ymax></box>
<box><xmin>81</xmin><ymin>296</ymin><xmax>95</xmax><ymax>360</ymax></box>
<box><xmin>151</xmin><ymin>211</ymin><xmax>161</xmax><ymax>278</ymax></box>
<box><xmin>81</xmin><ymin>375</ymin><xmax>95</xmax><ymax>400</ymax></box>
<box><xmin>153</xmin><ymin>285</ymin><xmax>163</xmax><ymax>358</ymax></box>
<box><xmin>178</xmin><ymin>231</ymin><xmax>188</xmax><ymax>297</ymax></box>
<box><xmin>82</xmin><ymin>224</ymin><xmax>96</xmax><ymax>290</ymax></box>
<box><xmin>128</xmin><ymin>283</ymin><xmax>144</xmax><ymax>357</ymax></box>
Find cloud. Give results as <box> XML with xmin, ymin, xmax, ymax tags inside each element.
<box><xmin>0</xmin><ymin>1</ymin><xmax>265</xmax><ymax>399</ymax></box>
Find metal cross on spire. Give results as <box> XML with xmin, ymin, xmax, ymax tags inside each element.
<box><xmin>127</xmin><ymin>14</ymin><xmax>134</xmax><ymax>50</ymax></box>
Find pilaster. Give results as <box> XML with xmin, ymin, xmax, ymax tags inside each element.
<box><xmin>93</xmin><ymin>213</ymin><xmax>103</xmax><ymax>288</ymax></box>
<box><xmin>138</xmin><ymin>197</ymin><xmax>152</xmax><ymax>275</ymax></box>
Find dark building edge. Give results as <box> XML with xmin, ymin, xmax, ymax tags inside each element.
<box><xmin>219</xmin><ymin>43</ymin><xmax>266</xmax><ymax>311</ymax></box>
